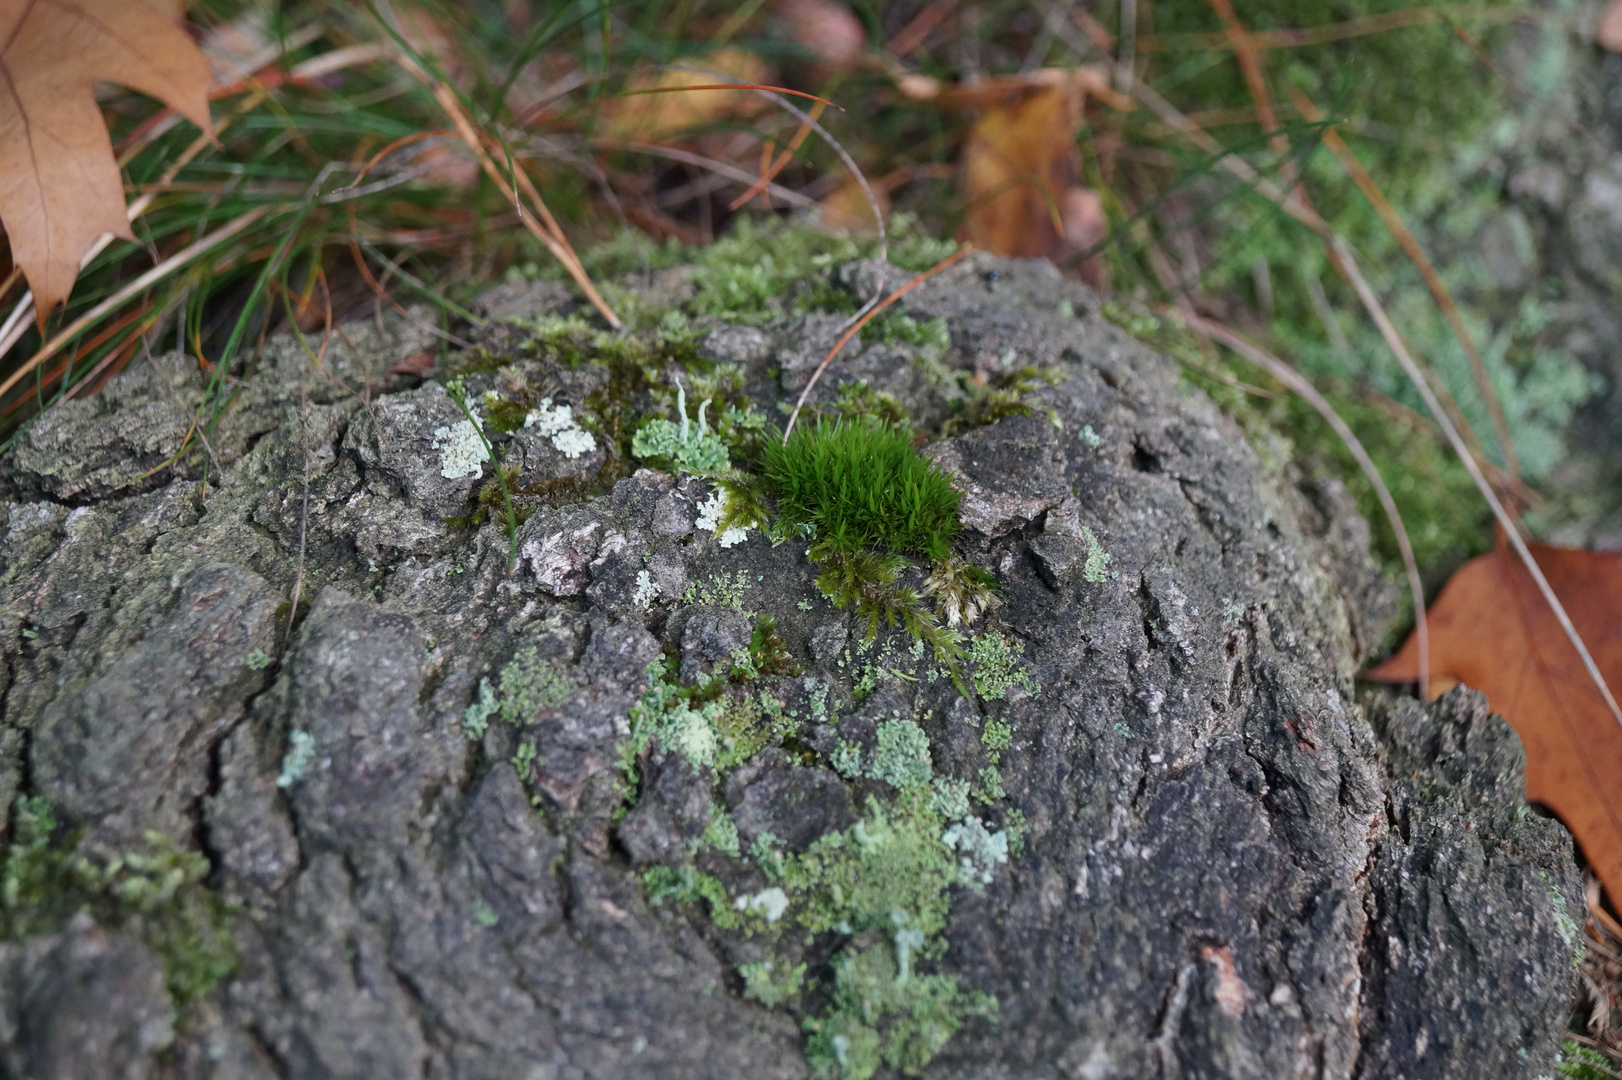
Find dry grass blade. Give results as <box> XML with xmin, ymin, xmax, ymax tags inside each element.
<box><xmin>1203</xmin><ymin>0</ymin><xmax>1292</xmax><ymax>177</ymax></box>
<box><xmin>380</xmin><ymin>36</ymin><xmax>621</xmax><ymax>329</ymax></box>
<box><xmin>784</xmin><ymin>243</ymin><xmax>974</xmax><ymax>440</ymax></box>
<box><xmin>729</xmin><ymin>103</ymin><xmax>827</xmax><ymax>210</ymax></box>
<box><xmin>0</xmin><ymin>207</ymin><xmax>268</xmax><ymax>403</ymax></box>
<box><xmin>597</xmin><ymin>140</ymin><xmax>818</xmax><ymax>208</ymax></box>
<box><xmin>1294</xmin><ymin>89</ymin><xmax>1521</xmax><ymax>492</ymax></box>
<box><xmin>1180</xmin><ymin>311</ymin><xmax>1429</xmax><ymax>693</ymax></box>
<box><xmin>1334</xmin><ymin>234</ymin><xmax>1622</xmax><ymax>728</ymax></box>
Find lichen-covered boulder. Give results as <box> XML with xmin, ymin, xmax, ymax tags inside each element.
<box><xmin>0</xmin><ymin>248</ymin><xmax>1580</xmax><ymax>1079</ymax></box>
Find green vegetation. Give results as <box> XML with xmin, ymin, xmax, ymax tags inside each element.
<box><xmin>967</xmin><ymin>633</ymin><xmax>1039</xmax><ymax>702</ymax></box>
<box><xmin>764</xmin><ymin>419</ymin><xmax>960</xmax><ymax>562</ymax></box>
<box><xmin>1</xmin><ymin>797</ymin><xmax>235</xmax><ymax>1004</ymax></box>
<box><xmin>757</xmin><ymin>794</ymin><xmax>1001</xmax><ymax>1079</ymax></box>
<box><xmin>1557</xmin><ymin>1042</ymin><xmax>1621</xmax><ymax>1080</ymax></box>
<box><xmin>631</xmin><ymin>377</ymin><xmax>731</xmax><ymax>476</ymax></box>
<box><xmin>643</xmin><ymin>865</ymin><xmax>739</xmax><ymax>930</ymax></box>
<box><xmin>463</xmin><ymin>644</ymin><xmax>572</xmax><ymax>739</ymax></box>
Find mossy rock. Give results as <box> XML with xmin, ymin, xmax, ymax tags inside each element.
<box><xmin>0</xmin><ymin>236</ymin><xmax>1580</xmax><ymax>1079</ymax></box>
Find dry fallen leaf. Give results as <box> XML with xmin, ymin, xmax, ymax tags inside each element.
<box><xmin>953</xmin><ymin>69</ymin><xmax>1111</xmax><ymax>276</ymax></box>
<box><xmin>1367</xmin><ymin>543</ymin><xmax>1622</xmax><ymax>904</ymax></box>
<box><xmin>599</xmin><ymin>48</ymin><xmax>771</xmax><ymax>142</ymax></box>
<box><xmin>0</xmin><ymin>0</ymin><xmax>214</xmax><ymax>327</ymax></box>
<box><xmin>1599</xmin><ymin>0</ymin><xmax>1622</xmax><ymax>52</ymax></box>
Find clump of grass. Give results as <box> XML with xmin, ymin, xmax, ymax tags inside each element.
<box><xmin>763</xmin><ymin>418</ymin><xmax>960</xmax><ymax>562</ymax></box>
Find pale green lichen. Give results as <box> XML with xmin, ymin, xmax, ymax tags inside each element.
<box><xmin>275</xmin><ymin>730</ymin><xmax>315</xmax><ymax>788</ymax></box>
<box><xmin>831</xmin><ymin>739</ymin><xmax>864</xmax><ymax>779</ymax></box>
<box><xmin>940</xmin><ymin>816</ymin><xmax>1009</xmax><ymax>886</ymax></box>
<box><xmin>683</xmin><ymin>570</ymin><xmax>754</xmax><ymax>610</ymax></box>
<box><xmin>632</xmin><ymin>378</ymin><xmax>729</xmax><ymax>475</ymax></box>
<box><xmin>740</xmin><ymin>959</ymin><xmax>807</xmax><ymax>1008</ymax></box>
<box><xmin>868</xmin><ymin>717</ymin><xmax>932</xmax><ymax>792</ymax></box>
<box><xmin>982</xmin><ymin>718</ymin><xmax>1012</xmax><ymax>757</ymax></box>
<box><xmin>643</xmin><ymin>864</ymin><xmax>739</xmax><ymax>929</ymax></box>
<box><xmin>245</xmin><ymin>648</ymin><xmax>272</xmax><ymax>670</ymax></box>
<box><xmin>1080</xmin><ymin>526</ymin><xmax>1112</xmax><ymax>583</ymax></box>
<box><xmin>626</xmin><ymin>662</ymin><xmax>726</xmax><ymax>772</ymax></box>
<box><xmin>702</xmin><ymin>806</ymin><xmax>742</xmax><ymax>858</ymax></box>
<box><xmin>928</xmin><ymin>778</ymin><xmax>971</xmax><ymax>821</ymax></box>
<box><xmin>967</xmin><ymin>633</ymin><xmax>1039</xmax><ymax>701</ymax></box>
<box><xmin>464</xmin><ymin>645</ymin><xmax>573</xmax><ymax>740</ymax></box>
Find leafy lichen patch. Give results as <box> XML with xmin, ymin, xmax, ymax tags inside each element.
<box><xmin>967</xmin><ymin>632</ymin><xmax>1039</xmax><ymax>702</ymax></box>
<box><xmin>431</xmin><ymin>410</ymin><xmax>489</xmax><ymax>479</ymax></box>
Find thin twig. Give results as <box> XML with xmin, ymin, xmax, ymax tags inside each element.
<box><xmin>784</xmin><ymin>244</ymin><xmax>975</xmax><ymax>440</ymax></box>
<box><xmin>1334</xmin><ymin>235</ymin><xmax>1622</xmax><ymax>724</ymax></box>
<box><xmin>287</xmin><ymin>375</ymin><xmax>311</xmax><ymax>641</ymax></box>
<box><xmin>597</xmin><ymin>141</ymin><xmax>818</xmax><ymax>208</ymax></box>
<box><xmin>1179</xmin><ymin>311</ymin><xmax>1429</xmax><ymax>694</ymax></box>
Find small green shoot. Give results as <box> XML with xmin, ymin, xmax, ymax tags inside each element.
<box><xmin>765</xmin><ymin>418</ymin><xmax>960</xmax><ymax>562</ymax></box>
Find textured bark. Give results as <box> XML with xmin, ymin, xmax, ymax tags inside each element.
<box><xmin>0</xmin><ymin>252</ymin><xmax>1580</xmax><ymax>1079</ymax></box>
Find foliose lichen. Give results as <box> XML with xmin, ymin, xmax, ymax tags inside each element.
<box><xmin>524</xmin><ymin>397</ymin><xmax>598</xmax><ymax>459</ymax></box>
<box><xmin>432</xmin><ymin>408</ymin><xmax>489</xmax><ymax>479</ymax></box>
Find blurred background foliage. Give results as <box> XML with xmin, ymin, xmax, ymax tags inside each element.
<box><xmin>0</xmin><ymin>0</ymin><xmax>1603</xmax><ymax>590</ymax></box>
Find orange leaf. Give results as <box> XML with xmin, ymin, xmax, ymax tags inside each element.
<box><xmin>958</xmin><ymin>69</ymin><xmax>1110</xmax><ymax>266</ymax></box>
<box><xmin>598</xmin><ymin>49</ymin><xmax>771</xmax><ymax>142</ymax></box>
<box><xmin>1368</xmin><ymin>544</ymin><xmax>1622</xmax><ymax>903</ymax></box>
<box><xmin>1599</xmin><ymin>0</ymin><xmax>1622</xmax><ymax>51</ymax></box>
<box><xmin>0</xmin><ymin>0</ymin><xmax>214</xmax><ymax>327</ymax></box>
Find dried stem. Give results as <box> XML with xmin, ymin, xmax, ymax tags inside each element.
<box><xmin>1334</xmin><ymin>235</ymin><xmax>1622</xmax><ymax>725</ymax></box>
<box><xmin>1179</xmin><ymin>311</ymin><xmax>1429</xmax><ymax>695</ymax></box>
<box><xmin>783</xmin><ymin>244</ymin><xmax>974</xmax><ymax>441</ymax></box>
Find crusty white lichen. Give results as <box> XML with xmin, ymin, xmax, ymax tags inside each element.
<box><xmin>733</xmin><ymin>886</ymin><xmax>790</xmax><ymax>923</ymax></box>
<box><xmin>695</xmin><ymin>491</ymin><xmax>750</xmax><ymax>548</ymax></box>
<box><xmin>524</xmin><ymin>397</ymin><xmax>598</xmax><ymax>459</ymax></box>
<box><xmin>275</xmin><ymin>730</ymin><xmax>316</xmax><ymax>788</ymax></box>
<box><xmin>431</xmin><ymin>409</ymin><xmax>489</xmax><ymax>479</ymax></box>
<box><xmin>633</xmin><ymin>569</ymin><xmax>662</xmax><ymax>609</ymax></box>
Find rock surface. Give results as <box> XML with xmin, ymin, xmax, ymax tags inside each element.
<box><xmin>0</xmin><ymin>251</ymin><xmax>1581</xmax><ymax>1079</ymax></box>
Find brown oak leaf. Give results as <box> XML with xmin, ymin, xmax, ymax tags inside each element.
<box><xmin>0</xmin><ymin>0</ymin><xmax>213</xmax><ymax>326</ymax></box>
<box><xmin>1367</xmin><ymin>544</ymin><xmax>1622</xmax><ymax>903</ymax></box>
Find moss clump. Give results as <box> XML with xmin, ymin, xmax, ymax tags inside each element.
<box><xmin>813</xmin><ymin>550</ymin><xmax>964</xmax><ymax>675</ymax></box>
<box><xmin>1</xmin><ymin>797</ymin><xmax>235</xmax><ymax>1004</ymax></box>
<box><xmin>642</xmin><ymin>864</ymin><xmax>739</xmax><ymax>929</ymax></box>
<box><xmin>765</xmin><ymin>419</ymin><xmax>960</xmax><ymax>562</ymax></box>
